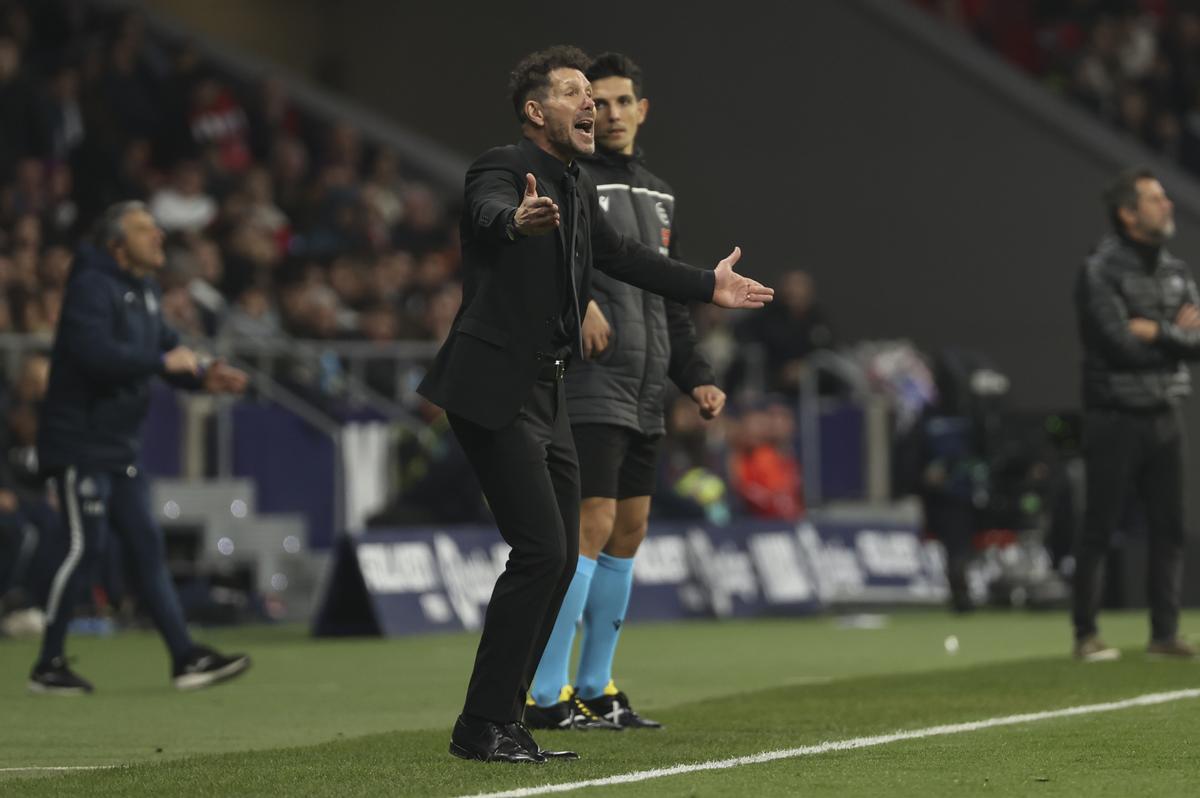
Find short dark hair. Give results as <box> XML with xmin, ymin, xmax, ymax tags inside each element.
<box><xmin>508</xmin><ymin>45</ymin><xmax>591</xmax><ymax>124</ymax></box>
<box><xmin>94</xmin><ymin>200</ymin><xmax>148</xmax><ymax>249</ymax></box>
<box><xmin>586</xmin><ymin>52</ymin><xmax>643</xmax><ymax>98</ymax></box>
<box><xmin>1104</xmin><ymin>167</ymin><xmax>1156</xmax><ymax>231</ymax></box>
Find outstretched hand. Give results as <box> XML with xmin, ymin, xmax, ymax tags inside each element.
<box><xmin>513</xmin><ymin>173</ymin><xmax>560</xmax><ymax>236</ymax></box>
<box><xmin>202</xmin><ymin>360</ymin><xmax>250</xmax><ymax>395</ymax></box>
<box><xmin>711</xmin><ymin>247</ymin><xmax>773</xmax><ymax>309</ymax></box>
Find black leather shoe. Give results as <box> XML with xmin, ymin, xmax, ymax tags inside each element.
<box><xmin>507</xmin><ymin>721</ymin><xmax>579</xmax><ymax>761</ymax></box>
<box><xmin>449</xmin><ymin>715</ymin><xmax>544</xmax><ymax>763</ymax></box>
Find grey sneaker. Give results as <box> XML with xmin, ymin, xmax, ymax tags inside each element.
<box><xmin>1146</xmin><ymin>638</ymin><xmax>1198</xmax><ymax>659</ymax></box>
<box><xmin>1074</xmin><ymin>636</ymin><xmax>1120</xmax><ymax>662</ymax></box>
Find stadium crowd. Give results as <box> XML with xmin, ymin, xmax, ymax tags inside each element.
<box><xmin>0</xmin><ymin>0</ymin><xmax>462</xmax><ymax>354</ymax></box>
<box><xmin>912</xmin><ymin>0</ymin><xmax>1200</xmax><ymax>176</ymax></box>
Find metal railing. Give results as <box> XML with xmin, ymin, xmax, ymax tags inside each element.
<box><xmin>795</xmin><ymin>349</ymin><xmax>892</xmax><ymax>508</ymax></box>
<box><xmin>0</xmin><ymin>332</ymin><xmax>440</xmax><ymax>540</ymax></box>
<box><xmin>209</xmin><ymin>336</ymin><xmax>440</xmax><ymax>422</ymax></box>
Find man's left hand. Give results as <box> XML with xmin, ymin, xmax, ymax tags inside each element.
<box><xmin>691</xmin><ymin>384</ymin><xmax>726</xmax><ymax>420</ymax></box>
<box><xmin>712</xmin><ymin>247</ymin><xmax>774</xmax><ymax>309</ymax></box>
<box><xmin>1176</xmin><ymin>304</ymin><xmax>1200</xmax><ymax>330</ymax></box>
<box><xmin>202</xmin><ymin>360</ymin><xmax>249</xmax><ymax>395</ymax></box>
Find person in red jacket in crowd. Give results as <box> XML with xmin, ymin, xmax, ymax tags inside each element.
<box><xmin>729</xmin><ymin>399</ymin><xmax>803</xmax><ymax>521</ymax></box>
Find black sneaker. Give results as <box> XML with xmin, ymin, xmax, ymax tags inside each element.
<box><xmin>28</xmin><ymin>657</ymin><xmax>94</xmax><ymax>695</ymax></box>
<box><xmin>580</xmin><ymin>690</ymin><xmax>663</xmax><ymax>729</ymax></box>
<box><xmin>524</xmin><ymin>699</ymin><xmax>576</xmax><ymax>730</ymax></box>
<box><xmin>172</xmin><ymin>645</ymin><xmax>251</xmax><ymax>690</ymax></box>
<box><xmin>524</xmin><ymin>693</ymin><xmax>623</xmax><ymax>731</ymax></box>
<box><xmin>567</xmin><ymin>690</ymin><xmax>623</xmax><ymax>731</ymax></box>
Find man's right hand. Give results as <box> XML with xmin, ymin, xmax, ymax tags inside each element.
<box><xmin>1129</xmin><ymin>318</ymin><xmax>1159</xmax><ymax>342</ymax></box>
<box><xmin>163</xmin><ymin>346</ymin><xmax>201</xmax><ymax>376</ymax></box>
<box><xmin>582</xmin><ymin>300</ymin><xmax>611</xmax><ymax>359</ymax></box>
<box><xmin>513</xmin><ymin>173</ymin><xmax>560</xmax><ymax>236</ymax></box>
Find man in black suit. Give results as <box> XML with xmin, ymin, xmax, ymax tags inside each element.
<box><xmin>419</xmin><ymin>45</ymin><xmax>772</xmax><ymax>764</ymax></box>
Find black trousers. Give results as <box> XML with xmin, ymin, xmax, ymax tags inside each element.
<box><xmin>1073</xmin><ymin>406</ymin><xmax>1185</xmax><ymax>642</ymax></box>
<box><xmin>447</xmin><ymin>375</ymin><xmax>580</xmax><ymax>722</ymax></box>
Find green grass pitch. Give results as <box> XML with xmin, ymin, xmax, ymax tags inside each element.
<box><xmin>1</xmin><ymin>609</ymin><xmax>1198</xmax><ymax>796</ymax></box>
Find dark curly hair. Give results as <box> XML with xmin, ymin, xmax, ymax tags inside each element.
<box><xmin>508</xmin><ymin>45</ymin><xmax>591</xmax><ymax>124</ymax></box>
<box><xmin>586</xmin><ymin>52</ymin><xmax>643</xmax><ymax>98</ymax></box>
<box><xmin>1103</xmin><ymin>167</ymin><xmax>1156</xmax><ymax>232</ymax></box>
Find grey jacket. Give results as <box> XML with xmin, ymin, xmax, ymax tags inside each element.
<box><xmin>1075</xmin><ymin>232</ymin><xmax>1200</xmax><ymax>410</ymax></box>
<box><xmin>565</xmin><ymin>149</ymin><xmax>715</xmax><ymax>435</ymax></box>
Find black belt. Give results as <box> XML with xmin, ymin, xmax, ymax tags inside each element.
<box><xmin>535</xmin><ymin>353</ymin><xmax>569</xmax><ymax>381</ymax></box>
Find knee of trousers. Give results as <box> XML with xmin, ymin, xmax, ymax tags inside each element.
<box><xmin>508</xmin><ymin>540</ymin><xmax>570</xmax><ymax>585</ymax></box>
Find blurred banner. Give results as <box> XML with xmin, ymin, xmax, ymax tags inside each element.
<box><xmin>313</xmin><ymin>516</ymin><xmax>947</xmax><ymax>637</ymax></box>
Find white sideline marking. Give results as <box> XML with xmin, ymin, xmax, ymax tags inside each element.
<box><xmin>458</xmin><ymin>688</ymin><xmax>1200</xmax><ymax>798</ymax></box>
<box><xmin>0</xmin><ymin>766</ymin><xmax>116</xmax><ymax>773</ymax></box>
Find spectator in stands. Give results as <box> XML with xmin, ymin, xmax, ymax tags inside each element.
<box><xmin>422</xmin><ymin>281</ymin><xmax>461</xmax><ymax>344</ymax></box>
<box><xmin>102</xmin><ymin>32</ymin><xmax>162</xmax><ymax>144</ymax></box>
<box><xmin>46</xmin><ymin>65</ymin><xmax>85</xmax><ymax>162</ymax></box>
<box><xmin>0</xmin><ymin>352</ymin><xmax>58</xmax><ymax>637</ymax></box>
<box><xmin>221</xmin><ymin>283</ymin><xmax>280</xmax><ymax>342</ymax></box>
<box><xmin>0</xmin><ymin>33</ymin><xmax>48</xmax><ymax>182</ymax></box>
<box><xmin>728</xmin><ymin>398</ymin><xmax>803</xmax><ymax>521</ymax></box>
<box><xmin>45</xmin><ymin>164</ymin><xmax>79</xmax><ymax>242</ymax></box>
<box><xmin>269</xmin><ymin>134</ymin><xmax>310</xmax><ymax>223</ymax></box>
<box><xmin>367</xmin><ymin>398</ymin><xmax>489</xmax><ymax>526</ymax></box>
<box><xmin>189</xmin><ymin>72</ymin><xmax>252</xmax><ymax>177</ymax></box>
<box><xmin>247</xmin><ymin>76</ymin><xmax>303</xmax><ymax>162</ymax></box>
<box><xmin>150</xmin><ymin>160</ymin><xmax>216</xmax><ymax>234</ymax></box>
<box><xmin>731</xmin><ymin>270</ymin><xmax>834</xmax><ymax>397</ymax></box>
<box><xmin>362</xmin><ymin>149</ymin><xmax>406</xmax><ymax>229</ymax></box>
<box><xmin>653</xmin><ymin>393</ymin><xmax>731</xmax><ymax>525</ymax></box>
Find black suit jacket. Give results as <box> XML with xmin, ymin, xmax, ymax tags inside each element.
<box><xmin>418</xmin><ymin>138</ymin><xmax>716</xmax><ymax>430</ymax></box>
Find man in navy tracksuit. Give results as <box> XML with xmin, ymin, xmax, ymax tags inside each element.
<box><xmin>29</xmin><ymin>201</ymin><xmax>252</xmax><ymax>694</ymax></box>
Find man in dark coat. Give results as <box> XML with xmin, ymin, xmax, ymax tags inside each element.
<box><xmin>418</xmin><ymin>46</ymin><xmax>771</xmax><ymax>764</ymax></box>
<box><xmin>1072</xmin><ymin>168</ymin><xmax>1200</xmax><ymax>662</ymax></box>
<box><xmin>29</xmin><ymin>201</ymin><xmax>252</xmax><ymax>695</ymax></box>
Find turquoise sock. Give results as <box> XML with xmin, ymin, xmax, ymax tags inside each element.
<box><xmin>530</xmin><ymin>555</ymin><xmax>596</xmax><ymax>707</ymax></box>
<box><xmin>576</xmin><ymin>553</ymin><xmax>635</xmax><ymax>700</ymax></box>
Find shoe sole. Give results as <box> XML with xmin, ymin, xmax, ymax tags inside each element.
<box><xmin>27</xmin><ymin>680</ymin><xmax>91</xmax><ymax>696</ymax></box>
<box><xmin>173</xmin><ymin>656</ymin><xmax>252</xmax><ymax>691</ymax></box>
<box><xmin>618</xmin><ymin>720</ymin><xmax>664</xmax><ymax>729</ymax></box>
<box><xmin>572</xmin><ymin>720</ymin><xmax>624</xmax><ymax>731</ymax></box>
<box><xmin>1075</xmin><ymin>649</ymin><xmax>1121</xmax><ymax>662</ymax></box>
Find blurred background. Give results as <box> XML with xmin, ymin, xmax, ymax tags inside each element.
<box><xmin>1</xmin><ymin>0</ymin><xmax>1198</xmax><ymax>641</ymax></box>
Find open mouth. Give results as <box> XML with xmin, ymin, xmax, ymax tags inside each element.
<box><xmin>574</xmin><ymin>118</ymin><xmax>594</xmax><ymax>136</ymax></box>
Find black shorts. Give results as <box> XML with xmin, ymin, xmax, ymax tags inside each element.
<box><xmin>572</xmin><ymin>424</ymin><xmax>662</xmax><ymax>500</ymax></box>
